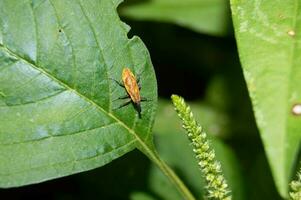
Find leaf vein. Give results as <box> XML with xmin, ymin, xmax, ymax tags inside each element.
<box><xmin>27</xmin><ymin>0</ymin><xmax>38</xmax><ymax>63</ymax></box>
<box><xmin>76</xmin><ymin>0</ymin><xmax>112</xmax><ymax>112</ymax></box>
<box><xmin>48</xmin><ymin>0</ymin><xmax>78</xmax><ymax>89</ymax></box>
<box><xmin>0</xmin><ymin>139</ymin><xmax>136</xmax><ymax>176</ymax></box>
<box><xmin>0</xmin><ymin>60</ymin><xmax>19</xmax><ymax>73</ymax></box>
<box><xmin>0</xmin><ymin>121</ymin><xmax>119</xmax><ymax>146</ymax></box>
<box><xmin>0</xmin><ymin>89</ymin><xmax>65</xmax><ymax>108</ymax></box>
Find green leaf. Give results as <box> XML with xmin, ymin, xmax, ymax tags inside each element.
<box><xmin>230</xmin><ymin>0</ymin><xmax>301</xmax><ymax>197</ymax></box>
<box><xmin>130</xmin><ymin>192</ymin><xmax>157</xmax><ymax>200</ymax></box>
<box><xmin>155</xmin><ymin>99</ymin><xmax>230</xmax><ymax>138</ymax></box>
<box><xmin>121</xmin><ymin>0</ymin><xmax>230</xmax><ymax>36</ymax></box>
<box><xmin>150</xmin><ymin>99</ymin><xmax>245</xmax><ymax>200</ymax></box>
<box><xmin>0</xmin><ymin>0</ymin><xmax>157</xmax><ymax>187</ymax></box>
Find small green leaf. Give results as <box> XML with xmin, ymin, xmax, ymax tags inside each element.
<box><xmin>0</xmin><ymin>0</ymin><xmax>157</xmax><ymax>187</ymax></box>
<box><xmin>121</xmin><ymin>0</ymin><xmax>229</xmax><ymax>36</ymax></box>
<box><xmin>231</xmin><ymin>0</ymin><xmax>301</xmax><ymax>197</ymax></box>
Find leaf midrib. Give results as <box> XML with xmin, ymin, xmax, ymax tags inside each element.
<box><xmin>0</xmin><ymin>44</ymin><xmax>156</xmax><ymax>161</ymax></box>
<box><xmin>0</xmin><ymin>121</ymin><xmax>118</xmax><ymax>146</ymax></box>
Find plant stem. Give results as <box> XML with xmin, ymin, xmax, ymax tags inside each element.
<box><xmin>142</xmin><ymin>148</ymin><xmax>196</xmax><ymax>200</ymax></box>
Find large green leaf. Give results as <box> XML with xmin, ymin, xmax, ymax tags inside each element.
<box><xmin>0</xmin><ymin>0</ymin><xmax>157</xmax><ymax>187</ymax></box>
<box><xmin>231</xmin><ymin>0</ymin><xmax>301</xmax><ymax>197</ymax></box>
<box><xmin>121</xmin><ymin>0</ymin><xmax>229</xmax><ymax>36</ymax></box>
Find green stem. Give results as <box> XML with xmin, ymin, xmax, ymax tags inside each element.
<box><xmin>155</xmin><ymin>155</ymin><xmax>196</xmax><ymax>200</ymax></box>
<box><xmin>141</xmin><ymin>147</ymin><xmax>196</xmax><ymax>200</ymax></box>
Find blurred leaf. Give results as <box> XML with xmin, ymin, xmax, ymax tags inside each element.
<box><xmin>121</xmin><ymin>0</ymin><xmax>230</xmax><ymax>36</ymax></box>
<box><xmin>0</xmin><ymin>0</ymin><xmax>157</xmax><ymax>187</ymax></box>
<box><xmin>155</xmin><ymin>99</ymin><xmax>230</xmax><ymax>138</ymax></box>
<box><xmin>149</xmin><ymin>99</ymin><xmax>245</xmax><ymax>200</ymax></box>
<box><xmin>147</xmin><ymin>163</ymin><xmax>184</xmax><ymax>200</ymax></box>
<box><xmin>231</xmin><ymin>0</ymin><xmax>301</xmax><ymax>197</ymax></box>
<box><xmin>130</xmin><ymin>192</ymin><xmax>157</xmax><ymax>200</ymax></box>
<box><xmin>248</xmin><ymin>154</ymin><xmax>282</xmax><ymax>200</ymax></box>
<box><xmin>205</xmin><ymin>76</ymin><xmax>232</xmax><ymax>111</ymax></box>
<box><xmin>205</xmin><ymin>75</ymin><xmax>258</xmax><ymax>137</ymax></box>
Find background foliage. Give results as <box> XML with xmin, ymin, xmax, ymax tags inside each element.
<box><xmin>1</xmin><ymin>0</ymin><xmax>300</xmax><ymax>199</ymax></box>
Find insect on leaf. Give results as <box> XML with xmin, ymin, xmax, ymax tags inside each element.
<box><xmin>0</xmin><ymin>0</ymin><xmax>157</xmax><ymax>187</ymax></box>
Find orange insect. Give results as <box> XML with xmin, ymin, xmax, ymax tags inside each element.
<box><xmin>112</xmin><ymin>67</ymin><xmax>147</xmax><ymax>118</ymax></box>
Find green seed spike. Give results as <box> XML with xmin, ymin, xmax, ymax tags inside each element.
<box><xmin>290</xmin><ymin>169</ymin><xmax>301</xmax><ymax>200</ymax></box>
<box><xmin>171</xmin><ymin>94</ymin><xmax>231</xmax><ymax>200</ymax></box>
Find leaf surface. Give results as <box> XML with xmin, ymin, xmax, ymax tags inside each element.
<box><xmin>0</xmin><ymin>0</ymin><xmax>157</xmax><ymax>187</ymax></box>
<box><xmin>231</xmin><ymin>0</ymin><xmax>301</xmax><ymax>197</ymax></box>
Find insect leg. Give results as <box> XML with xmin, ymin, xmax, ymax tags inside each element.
<box><xmin>113</xmin><ymin>99</ymin><xmax>132</xmax><ymax>110</ymax></box>
<box><xmin>140</xmin><ymin>97</ymin><xmax>151</xmax><ymax>102</ymax></box>
<box><xmin>136</xmin><ymin>68</ymin><xmax>146</xmax><ymax>87</ymax></box>
<box><xmin>110</xmin><ymin>78</ymin><xmax>125</xmax><ymax>88</ymax></box>
<box><xmin>113</xmin><ymin>94</ymin><xmax>130</xmax><ymax>101</ymax></box>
